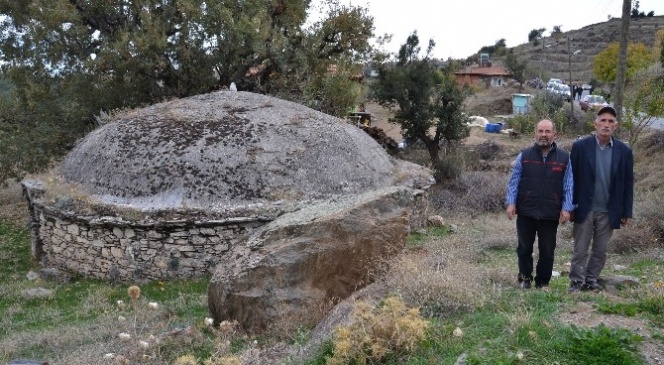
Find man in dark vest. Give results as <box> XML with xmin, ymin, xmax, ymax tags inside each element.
<box><xmin>505</xmin><ymin>119</ymin><xmax>574</xmax><ymax>289</ymax></box>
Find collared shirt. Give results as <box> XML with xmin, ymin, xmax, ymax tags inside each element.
<box><xmin>595</xmin><ymin>135</ymin><xmax>614</xmax><ymax>150</ymax></box>
<box><xmin>505</xmin><ymin>149</ymin><xmax>575</xmax><ymax>212</ymax></box>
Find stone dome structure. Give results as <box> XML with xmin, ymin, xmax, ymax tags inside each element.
<box><xmin>22</xmin><ymin>91</ymin><xmax>433</xmax><ymax>283</ymax></box>
<box><xmin>59</xmin><ymin>91</ymin><xmax>401</xmax><ymax>217</ymax></box>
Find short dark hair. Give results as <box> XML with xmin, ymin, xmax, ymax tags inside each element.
<box><xmin>597</xmin><ymin>106</ymin><xmax>617</xmax><ymax>118</ymax></box>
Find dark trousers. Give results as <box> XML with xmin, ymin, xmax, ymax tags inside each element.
<box><xmin>516</xmin><ymin>215</ymin><xmax>559</xmax><ymax>287</ymax></box>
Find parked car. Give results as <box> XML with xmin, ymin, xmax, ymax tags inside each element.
<box><xmin>546</xmin><ymin>83</ymin><xmax>571</xmax><ymax>101</ymax></box>
<box><xmin>579</xmin><ymin>94</ymin><xmax>609</xmax><ymax>111</ymax></box>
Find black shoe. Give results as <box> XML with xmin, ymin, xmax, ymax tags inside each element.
<box><xmin>519</xmin><ymin>279</ymin><xmax>532</xmax><ymax>289</ymax></box>
<box><xmin>568</xmin><ymin>281</ymin><xmax>583</xmax><ymax>293</ymax></box>
<box><xmin>536</xmin><ymin>284</ymin><xmax>551</xmax><ymax>291</ymax></box>
<box><xmin>583</xmin><ymin>281</ymin><xmax>603</xmax><ymax>292</ymax></box>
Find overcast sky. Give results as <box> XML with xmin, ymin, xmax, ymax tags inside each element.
<box><xmin>311</xmin><ymin>0</ymin><xmax>664</xmax><ymax>59</ymax></box>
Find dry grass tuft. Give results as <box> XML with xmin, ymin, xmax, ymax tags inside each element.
<box><xmin>0</xmin><ymin>182</ymin><xmax>28</xmax><ymax>226</ymax></box>
<box><xmin>326</xmin><ymin>296</ymin><xmax>428</xmax><ymax>365</ymax></box>
<box><xmin>384</xmin><ymin>231</ymin><xmax>497</xmax><ymax>317</ymax></box>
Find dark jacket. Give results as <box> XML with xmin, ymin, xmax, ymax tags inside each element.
<box><xmin>517</xmin><ymin>144</ymin><xmax>569</xmax><ymax>220</ymax></box>
<box><xmin>570</xmin><ymin>135</ymin><xmax>634</xmax><ymax>229</ymax></box>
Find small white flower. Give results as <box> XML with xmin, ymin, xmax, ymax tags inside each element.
<box><xmin>204</xmin><ymin>317</ymin><xmax>214</xmax><ymax>326</ymax></box>
<box><xmin>517</xmin><ymin>352</ymin><xmax>525</xmax><ymax>360</ymax></box>
<box><xmin>118</xmin><ymin>315</ymin><xmax>126</xmax><ymax>322</ymax></box>
<box><xmin>117</xmin><ymin>300</ymin><xmax>125</xmax><ymax>307</ymax></box>
<box><xmin>139</xmin><ymin>340</ymin><xmax>150</xmax><ymax>348</ymax></box>
<box><xmin>148</xmin><ymin>302</ymin><xmax>159</xmax><ymax>309</ymax></box>
<box><xmin>103</xmin><ymin>353</ymin><xmax>115</xmax><ymax>359</ymax></box>
<box><xmin>453</xmin><ymin>327</ymin><xmax>463</xmax><ymax>337</ymax></box>
<box><xmin>118</xmin><ymin>332</ymin><xmax>131</xmax><ymax>340</ymax></box>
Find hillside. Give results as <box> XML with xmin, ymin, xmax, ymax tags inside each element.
<box><xmin>509</xmin><ymin>15</ymin><xmax>664</xmax><ymax>83</ymax></box>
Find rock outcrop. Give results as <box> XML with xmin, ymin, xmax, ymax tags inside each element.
<box><xmin>208</xmin><ymin>186</ymin><xmax>417</xmax><ymax>332</ymax></box>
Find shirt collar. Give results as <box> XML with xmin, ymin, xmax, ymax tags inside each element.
<box><xmin>594</xmin><ymin>135</ymin><xmax>613</xmax><ymax>148</ymax></box>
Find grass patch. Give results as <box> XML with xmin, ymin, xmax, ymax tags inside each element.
<box><xmin>0</xmin><ymin>221</ymin><xmax>33</xmax><ymax>278</ymax></box>
<box><xmin>0</xmin><ymin>217</ymin><xmax>215</xmax><ymax>364</ymax></box>
<box><xmin>406</xmin><ymin>226</ymin><xmax>448</xmax><ymax>247</ymax></box>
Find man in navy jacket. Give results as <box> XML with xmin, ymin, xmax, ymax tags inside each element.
<box><xmin>568</xmin><ymin>106</ymin><xmax>634</xmax><ymax>293</ymax></box>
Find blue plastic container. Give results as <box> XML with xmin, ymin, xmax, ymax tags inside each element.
<box><xmin>485</xmin><ymin>123</ymin><xmax>502</xmax><ymax>133</ymax></box>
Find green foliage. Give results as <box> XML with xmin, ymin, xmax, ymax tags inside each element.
<box><xmin>528</xmin><ymin>28</ymin><xmax>546</xmax><ymax>45</ymax></box>
<box><xmin>0</xmin><ymin>220</ymin><xmax>32</xmax><ymax>279</ymax></box>
<box><xmin>503</xmin><ymin>50</ymin><xmax>528</xmax><ymax>90</ymax></box>
<box><xmin>596</xmin><ymin>302</ymin><xmax>640</xmax><ymax>316</ymax></box>
<box><xmin>560</xmin><ymin>324</ymin><xmax>643</xmax><ymax>365</ymax></box>
<box><xmin>407</xmin><ymin>226</ymin><xmax>449</xmax><ymax>247</ymax></box>
<box><xmin>508</xmin><ymin>93</ymin><xmax>566</xmax><ymax>135</ymax></box>
<box><xmin>371</xmin><ymin>32</ymin><xmax>469</xmax><ymax>164</ymax></box>
<box><xmin>478</xmin><ymin>39</ymin><xmax>507</xmax><ymax>57</ymax></box>
<box><xmin>303</xmin><ymin>340</ymin><xmax>334</xmax><ymax>365</ymax></box>
<box><xmin>303</xmin><ymin>67</ymin><xmax>362</xmax><ymax>117</ymax></box>
<box><xmin>593</xmin><ymin>42</ymin><xmax>656</xmax><ymax>83</ymax></box>
<box><xmin>623</xmin><ymin>71</ymin><xmax>664</xmax><ymax>147</ymax></box>
<box><xmin>0</xmin><ymin>0</ymin><xmax>376</xmax><ymax>184</ymax></box>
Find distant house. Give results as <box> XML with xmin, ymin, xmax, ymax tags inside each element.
<box><xmin>454</xmin><ymin>64</ymin><xmax>512</xmax><ymax>87</ymax></box>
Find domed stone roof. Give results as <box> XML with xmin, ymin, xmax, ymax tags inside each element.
<box><xmin>59</xmin><ymin>91</ymin><xmax>425</xmax><ymax>217</ymax></box>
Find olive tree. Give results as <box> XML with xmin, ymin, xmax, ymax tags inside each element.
<box><xmin>0</xmin><ymin>0</ymin><xmax>376</xmax><ymax>184</ymax></box>
<box><xmin>371</xmin><ymin>32</ymin><xmax>469</xmax><ymax>164</ymax></box>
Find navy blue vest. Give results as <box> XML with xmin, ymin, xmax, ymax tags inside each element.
<box><xmin>517</xmin><ymin>144</ymin><xmax>569</xmax><ymax>220</ymax></box>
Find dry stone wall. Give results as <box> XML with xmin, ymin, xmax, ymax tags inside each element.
<box><xmin>24</xmin><ymin>185</ymin><xmax>268</xmax><ymax>281</ymax></box>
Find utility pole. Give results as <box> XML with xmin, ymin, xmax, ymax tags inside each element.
<box><xmin>568</xmin><ymin>35</ymin><xmax>574</xmax><ymax>116</ymax></box>
<box><xmin>614</xmin><ymin>0</ymin><xmax>631</xmax><ymax>121</ymax></box>
<box><xmin>540</xmin><ymin>37</ymin><xmax>545</xmax><ymax>82</ymax></box>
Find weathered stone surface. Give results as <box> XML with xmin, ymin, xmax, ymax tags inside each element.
<box><xmin>58</xmin><ymin>91</ymin><xmax>428</xmax><ymax>216</ymax></box>
<box><xmin>208</xmin><ymin>186</ymin><xmax>415</xmax><ymax>332</ymax></box>
<box><xmin>599</xmin><ymin>275</ymin><xmax>640</xmax><ymax>293</ymax></box>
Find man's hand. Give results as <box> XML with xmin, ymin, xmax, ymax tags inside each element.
<box><xmin>621</xmin><ymin>217</ymin><xmax>632</xmax><ymax>226</ymax></box>
<box><xmin>506</xmin><ymin>204</ymin><xmax>517</xmax><ymax>220</ymax></box>
<box><xmin>560</xmin><ymin>210</ymin><xmax>571</xmax><ymax>224</ymax></box>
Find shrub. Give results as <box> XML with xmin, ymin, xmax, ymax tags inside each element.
<box><xmin>612</xmin><ymin>186</ymin><xmax>664</xmax><ymax>253</ymax></box>
<box><xmin>326</xmin><ymin>296</ymin><xmax>428</xmax><ymax>365</ymax></box>
<box><xmin>433</xmin><ymin>153</ymin><xmax>463</xmax><ymax>182</ymax></box>
<box><xmin>430</xmin><ymin>171</ymin><xmax>508</xmax><ymax>216</ymax></box>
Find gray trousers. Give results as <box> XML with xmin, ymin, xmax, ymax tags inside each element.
<box><xmin>569</xmin><ymin>211</ymin><xmax>614</xmax><ymax>283</ymax></box>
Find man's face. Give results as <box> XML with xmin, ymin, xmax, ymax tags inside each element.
<box><xmin>534</xmin><ymin>121</ymin><xmax>556</xmax><ymax>148</ymax></box>
<box><xmin>595</xmin><ymin>112</ymin><xmax>618</xmax><ymax>138</ymax></box>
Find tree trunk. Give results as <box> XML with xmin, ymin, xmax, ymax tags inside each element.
<box><xmin>614</xmin><ymin>0</ymin><xmax>631</xmax><ymax>121</ymax></box>
<box><xmin>417</xmin><ymin>134</ymin><xmax>440</xmax><ymax>164</ymax></box>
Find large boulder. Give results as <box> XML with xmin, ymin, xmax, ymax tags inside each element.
<box><xmin>208</xmin><ymin>186</ymin><xmax>417</xmax><ymax>332</ymax></box>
